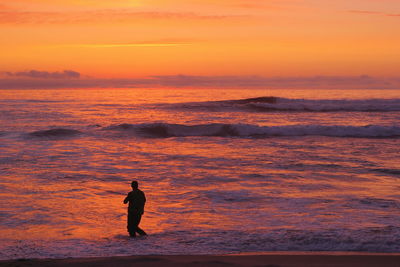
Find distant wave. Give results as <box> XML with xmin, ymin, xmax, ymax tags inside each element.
<box><xmin>166</xmin><ymin>96</ymin><xmax>400</xmax><ymax>112</ymax></box>
<box><xmin>28</xmin><ymin>128</ymin><xmax>82</xmax><ymax>138</ymax></box>
<box><xmin>0</xmin><ymin>99</ymin><xmax>72</xmax><ymax>104</ymax></box>
<box><xmin>372</xmin><ymin>168</ymin><xmax>400</xmax><ymax>176</ymax></box>
<box><xmin>22</xmin><ymin>123</ymin><xmax>400</xmax><ymax>139</ymax></box>
<box><xmin>104</xmin><ymin>123</ymin><xmax>400</xmax><ymax>138</ymax></box>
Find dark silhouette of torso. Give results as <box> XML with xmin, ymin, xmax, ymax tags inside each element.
<box><xmin>126</xmin><ymin>189</ymin><xmax>146</xmax><ymax>214</ymax></box>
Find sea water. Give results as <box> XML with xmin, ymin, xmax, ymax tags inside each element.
<box><xmin>0</xmin><ymin>88</ymin><xmax>399</xmax><ymax>259</ymax></box>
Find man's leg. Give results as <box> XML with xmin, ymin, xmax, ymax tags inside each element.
<box><xmin>128</xmin><ymin>212</ymin><xmax>146</xmax><ymax>237</ymax></box>
<box><xmin>127</xmin><ymin>212</ymin><xmax>136</xmax><ymax>237</ymax></box>
<box><xmin>136</xmin><ymin>224</ymin><xmax>147</xmax><ymax>235</ymax></box>
<box><xmin>135</xmin><ymin>213</ymin><xmax>147</xmax><ymax>235</ymax></box>
<box><xmin>136</xmin><ymin>226</ymin><xmax>147</xmax><ymax>236</ymax></box>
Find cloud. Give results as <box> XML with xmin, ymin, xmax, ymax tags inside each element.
<box><xmin>148</xmin><ymin>75</ymin><xmax>400</xmax><ymax>89</ymax></box>
<box><xmin>61</xmin><ymin>42</ymin><xmax>192</xmax><ymax>48</ymax></box>
<box><xmin>4</xmin><ymin>70</ymin><xmax>81</xmax><ymax>79</ymax></box>
<box><xmin>228</xmin><ymin>0</ymin><xmax>298</xmax><ymax>9</ymax></box>
<box><xmin>51</xmin><ymin>38</ymin><xmax>197</xmax><ymax>48</ymax></box>
<box><xmin>1</xmin><ymin>74</ymin><xmax>400</xmax><ymax>89</ymax></box>
<box><xmin>0</xmin><ymin>78</ymin><xmax>148</xmax><ymax>89</ymax></box>
<box><xmin>0</xmin><ymin>9</ymin><xmax>248</xmax><ymax>24</ymax></box>
<box><xmin>349</xmin><ymin>10</ymin><xmax>400</xmax><ymax>17</ymax></box>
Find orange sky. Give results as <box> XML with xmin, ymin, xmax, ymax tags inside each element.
<box><xmin>1</xmin><ymin>0</ymin><xmax>399</xmax><ymax>81</ymax></box>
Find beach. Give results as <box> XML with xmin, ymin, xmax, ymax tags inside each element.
<box><xmin>1</xmin><ymin>253</ymin><xmax>400</xmax><ymax>267</ymax></box>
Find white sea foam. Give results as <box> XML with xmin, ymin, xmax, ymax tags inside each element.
<box><xmin>1</xmin><ymin>226</ymin><xmax>399</xmax><ymax>259</ymax></box>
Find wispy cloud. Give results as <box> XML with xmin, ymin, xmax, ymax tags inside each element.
<box><xmin>3</xmin><ymin>70</ymin><xmax>80</xmax><ymax>79</ymax></box>
<box><xmin>149</xmin><ymin>75</ymin><xmax>400</xmax><ymax>89</ymax></box>
<box><xmin>228</xmin><ymin>0</ymin><xmax>298</xmax><ymax>10</ymax></box>
<box><xmin>61</xmin><ymin>43</ymin><xmax>192</xmax><ymax>48</ymax></box>
<box><xmin>349</xmin><ymin>10</ymin><xmax>400</xmax><ymax>17</ymax></box>
<box><xmin>0</xmin><ymin>9</ymin><xmax>248</xmax><ymax>24</ymax></box>
<box><xmin>50</xmin><ymin>39</ymin><xmax>195</xmax><ymax>48</ymax></box>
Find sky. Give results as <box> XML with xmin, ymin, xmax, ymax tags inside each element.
<box><xmin>0</xmin><ymin>0</ymin><xmax>399</xmax><ymax>89</ymax></box>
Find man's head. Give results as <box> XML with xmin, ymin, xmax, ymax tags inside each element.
<box><xmin>131</xmin><ymin>180</ymin><xmax>139</xmax><ymax>189</ymax></box>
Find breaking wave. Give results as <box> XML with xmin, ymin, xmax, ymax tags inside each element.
<box><xmin>167</xmin><ymin>96</ymin><xmax>400</xmax><ymax>112</ymax></box>
<box><xmin>104</xmin><ymin>123</ymin><xmax>400</xmax><ymax>138</ymax></box>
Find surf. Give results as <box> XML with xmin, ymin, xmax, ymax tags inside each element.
<box><xmin>162</xmin><ymin>97</ymin><xmax>400</xmax><ymax>112</ymax></box>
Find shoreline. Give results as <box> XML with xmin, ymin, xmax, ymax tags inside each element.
<box><xmin>1</xmin><ymin>252</ymin><xmax>400</xmax><ymax>267</ymax></box>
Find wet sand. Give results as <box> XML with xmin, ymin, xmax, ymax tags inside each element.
<box><xmin>1</xmin><ymin>252</ymin><xmax>400</xmax><ymax>267</ymax></box>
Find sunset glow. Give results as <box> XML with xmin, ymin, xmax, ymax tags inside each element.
<box><xmin>1</xmin><ymin>0</ymin><xmax>399</xmax><ymax>88</ymax></box>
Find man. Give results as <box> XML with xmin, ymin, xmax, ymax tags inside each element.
<box><xmin>123</xmin><ymin>180</ymin><xmax>147</xmax><ymax>237</ymax></box>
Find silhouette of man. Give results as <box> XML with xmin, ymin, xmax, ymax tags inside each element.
<box><xmin>123</xmin><ymin>180</ymin><xmax>147</xmax><ymax>237</ymax></box>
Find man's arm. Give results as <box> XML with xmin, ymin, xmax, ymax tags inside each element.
<box><xmin>123</xmin><ymin>193</ymin><xmax>130</xmax><ymax>204</ymax></box>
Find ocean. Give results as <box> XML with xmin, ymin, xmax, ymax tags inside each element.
<box><xmin>0</xmin><ymin>88</ymin><xmax>399</xmax><ymax>259</ymax></box>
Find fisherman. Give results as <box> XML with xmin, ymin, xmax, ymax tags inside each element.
<box><xmin>123</xmin><ymin>180</ymin><xmax>147</xmax><ymax>237</ymax></box>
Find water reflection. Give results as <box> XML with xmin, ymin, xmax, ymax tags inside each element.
<box><xmin>0</xmin><ymin>88</ymin><xmax>399</xmax><ymax>257</ymax></box>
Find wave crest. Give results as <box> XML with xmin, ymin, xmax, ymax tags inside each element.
<box><xmin>166</xmin><ymin>96</ymin><xmax>400</xmax><ymax>112</ymax></box>
<box><xmin>21</xmin><ymin>123</ymin><xmax>400</xmax><ymax>139</ymax></box>
<box><xmin>103</xmin><ymin>123</ymin><xmax>400</xmax><ymax>138</ymax></box>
